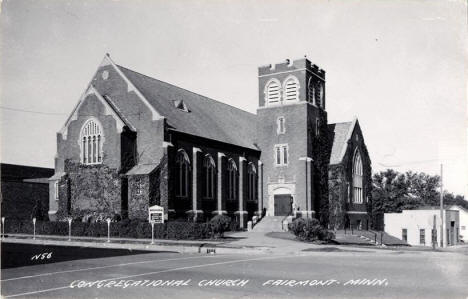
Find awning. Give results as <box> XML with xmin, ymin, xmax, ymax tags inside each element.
<box><xmin>126</xmin><ymin>164</ymin><xmax>158</xmax><ymax>176</ymax></box>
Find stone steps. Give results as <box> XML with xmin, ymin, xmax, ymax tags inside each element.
<box><xmin>252</xmin><ymin>216</ymin><xmax>288</xmax><ymax>232</ymax></box>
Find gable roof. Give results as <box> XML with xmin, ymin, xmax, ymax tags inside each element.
<box><xmin>328</xmin><ymin>120</ymin><xmax>356</xmax><ymax>165</ymax></box>
<box><xmin>117</xmin><ymin>65</ymin><xmax>258</xmax><ymax>150</ymax></box>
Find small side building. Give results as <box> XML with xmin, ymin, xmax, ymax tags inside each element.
<box><xmin>384</xmin><ymin>208</ymin><xmax>460</xmax><ymax>247</ymax></box>
<box><xmin>0</xmin><ymin>163</ymin><xmax>54</xmax><ymax>220</ymax></box>
<box><xmin>447</xmin><ymin>205</ymin><xmax>468</xmax><ymax>242</ymax></box>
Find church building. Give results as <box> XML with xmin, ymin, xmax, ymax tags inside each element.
<box><xmin>48</xmin><ymin>54</ymin><xmax>372</xmax><ymax>229</ymax></box>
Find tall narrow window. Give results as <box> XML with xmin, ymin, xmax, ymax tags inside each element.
<box><xmin>203</xmin><ymin>155</ymin><xmax>216</xmax><ymax>199</ymax></box>
<box><xmin>277</xmin><ymin>117</ymin><xmax>286</xmax><ymax>134</ymax></box>
<box><xmin>316</xmin><ymin>82</ymin><xmax>324</xmax><ymax>108</ymax></box>
<box><xmin>265</xmin><ymin>79</ymin><xmax>281</xmax><ymax>105</ymax></box>
<box><xmin>175</xmin><ymin>150</ymin><xmax>190</xmax><ymax>198</ymax></box>
<box><xmin>227</xmin><ymin>159</ymin><xmax>237</xmax><ymax>200</ymax></box>
<box><xmin>352</xmin><ymin>150</ymin><xmax>363</xmax><ymax>203</ymax></box>
<box><xmin>316</xmin><ymin>118</ymin><xmax>320</xmax><ymax>136</ymax></box>
<box><xmin>80</xmin><ymin>119</ymin><xmax>103</xmax><ymax>165</ymax></box>
<box><xmin>308</xmin><ymin>77</ymin><xmax>315</xmax><ymax>104</ymax></box>
<box><xmin>274</xmin><ymin>144</ymin><xmax>289</xmax><ymax>166</ymax></box>
<box><xmin>283</xmin><ymin>76</ymin><xmax>299</xmax><ymax>102</ymax></box>
<box><xmin>247</xmin><ymin>163</ymin><xmax>257</xmax><ymax>201</ymax></box>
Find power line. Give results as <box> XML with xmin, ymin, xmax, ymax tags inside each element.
<box><xmin>0</xmin><ymin>106</ymin><xmax>67</xmax><ymax>116</ymax></box>
<box><xmin>0</xmin><ymin>105</ymin><xmax>142</xmax><ymax>117</ymax></box>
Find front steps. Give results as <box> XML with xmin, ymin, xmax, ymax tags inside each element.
<box><xmin>251</xmin><ymin>216</ymin><xmax>292</xmax><ymax>232</ymax></box>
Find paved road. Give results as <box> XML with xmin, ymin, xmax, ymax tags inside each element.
<box><xmin>1</xmin><ymin>242</ymin><xmax>467</xmax><ymax>298</ymax></box>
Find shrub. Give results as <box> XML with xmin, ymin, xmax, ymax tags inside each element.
<box><xmin>210</xmin><ymin>215</ymin><xmax>231</xmax><ymax>238</ymax></box>
<box><xmin>289</xmin><ymin>217</ymin><xmax>335</xmax><ymax>242</ymax></box>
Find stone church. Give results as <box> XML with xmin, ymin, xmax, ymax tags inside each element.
<box><xmin>48</xmin><ymin>54</ymin><xmax>372</xmax><ymax>229</ymax></box>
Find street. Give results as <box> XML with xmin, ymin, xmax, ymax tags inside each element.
<box><xmin>1</xmin><ymin>242</ymin><xmax>467</xmax><ymax>298</ymax></box>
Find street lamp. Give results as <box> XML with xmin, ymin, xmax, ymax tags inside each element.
<box><xmin>150</xmin><ymin>220</ymin><xmax>155</xmax><ymax>245</ymax></box>
<box><xmin>106</xmin><ymin>218</ymin><xmax>111</xmax><ymax>243</ymax></box>
<box><xmin>67</xmin><ymin>217</ymin><xmax>72</xmax><ymax>241</ymax></box>
<box><xmin>1</xmin><ymin>217</ymin><xmax>5</xmax><ymax>240</ymax></box>
<box><xmin>32</xmin><ymin>218</ymin><xmax>36</xmax><ymax>240</ymax></box>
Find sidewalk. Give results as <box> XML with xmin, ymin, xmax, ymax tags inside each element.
<box><xmin>0</xmin><ymin>233</ymin><xmax>271</xmax><ymax>255</ymax></box>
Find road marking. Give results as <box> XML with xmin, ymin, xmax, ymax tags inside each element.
<box><xmin>3</xmin><ymin>254</ymin><xmax>293</xmax><ymax>298</ymax></box>
<box><xmin>1</xmin><ymin>254</ymin><xmax>226</xmax><ymax>282</ymax></box>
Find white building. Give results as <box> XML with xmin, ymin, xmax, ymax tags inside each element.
<box><xmin>384</xmin><ymin>208</ymin><xmax>460</xmax><ymax>247</ymax></box>
<box><xmin>447</xmin><ymin>205</ymin><xmax>468</xmax><ymax>242</ymax></box>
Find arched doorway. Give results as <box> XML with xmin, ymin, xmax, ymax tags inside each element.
<box><xmin>273</xmin><ymin>187</ymin><xmax>292</xmax><ymax>216</ymax></box>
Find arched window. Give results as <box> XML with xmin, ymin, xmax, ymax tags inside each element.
<box><xmin>283</xmin><ymin>76</ymin><xmax>300</xmax><ymax>102</ymax></box>
<box><xmin>203</xmin><ymin>155</ymin><xmax>216</xmax><ymax>199</ymax></box>
<box><xmin>175</xmin><ymin>149</ymin><xmax>190</xmax><ymax>198</ymax></box>
<box><xmin>227</xmin><ymin>159</ymin><xmax>237</xmax><ymax>200</ymax></box>
<box><xmin>247</xmin><ymin>163</ymin><xmax>257</xmax><ymax>201</ymax></box>
<box><xmin>352</xmin><ymin>150</ymin><xmax>363</xmax><ymax>204</ymax></box>
<box><xmin>80</xmin><ymin>119</ymin><xmax>103</xmax><ymax>165</ymax></box>
<box><xmin>316</xmin><ymin>82</ymin><xmax>324</xmax><ymax>108</ymax></box>
<box><xmin>265</xmin><ymin>79</ymin><xmax>281</xmax><ymax>105</ymax></box>
<box><xmin>308</xmin><ymin>77</ymin><xmax>315</xmax><ymax>104</ymax></box>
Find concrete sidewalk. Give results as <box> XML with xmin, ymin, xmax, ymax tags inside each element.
<box><xmin>0</xmin><ymin>233</ymin><xmax>272</xmax><ymax>255</ymax></box>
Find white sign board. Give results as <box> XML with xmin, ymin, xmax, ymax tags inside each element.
<box><xmin>148</xmin><ymin>205</ymin><xmax>164</xmax><ymax>224</ymax></box>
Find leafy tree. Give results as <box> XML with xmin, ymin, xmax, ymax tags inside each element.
<box><xmin>371</xmin><ymin>169</ymin><xmax>466</xmax><ymax>230</ymax></box>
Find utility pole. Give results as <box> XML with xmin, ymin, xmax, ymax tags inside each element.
<box><xmin>439</xmin><ymin>164</ymin><xmax>444</xmax><ymax>248</ymax></box>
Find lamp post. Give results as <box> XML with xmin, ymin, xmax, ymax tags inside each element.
<box><xmin>106</xmin><ymin>218</ymin><xmax>111</xmax><ymax>243</ymax></box>
<box><xmin>1</xmin><ymin>217</ymin><xmax>5</xmax><ymax>240</ymax></box>
<box><xmin>67</xmin><ymin>218</ymin><xmax>72</xmax><ymax>241</ymax></box>
<box><xmin>32</xmin><ymin>218</ymin><xmax>36</xmax><ymax>240</ymax></box>
<box><xmin>150</xmin><ymin>220</ymin><xmax>155</xmax><ymax>245</ymax></box>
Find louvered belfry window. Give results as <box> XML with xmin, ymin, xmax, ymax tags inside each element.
<box><xmin>283</xmin><ymin>76</ymin><xmax>299</xmax><ymax>101</ymax></box>
<box><xmin>81</xmin><ymin>119</ymin><xmax>103</xmax><ymax>165</ymax></box>
<box><xmin>265</xmin><ymin>79</ymin><xmax>281</xmax><ymax>104</ymax></box>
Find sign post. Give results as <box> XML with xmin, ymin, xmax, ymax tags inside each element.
<box><xmin>148</xmin><ymin>205</ymin><xmax>164</xmax><ymax>224</ymax></box>
<box><xmin>2</xmin><ymin>217</ymin><xmax>5</xmax><ymax>240</ymax></box>
<box><xmin>68</xmin><ymin>218</ymin><xmax>72</xmax><ymax>241</ymax></box>
<box><xmin>106</xmin><ymin>218</ymin><xmax>111</xmax><ymax>243</ymax></box>
<box><xmin>33</xmin><ymin>218</ymin><xmax>36</xmax><ymax>240</ymax></box>
<box><xmin>150</xmin><ymin>220</ymin><xmax>155</xmax><ymax>245</ymax></box>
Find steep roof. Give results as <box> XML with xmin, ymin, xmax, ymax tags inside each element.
<box><xmin>328</xmin><ymin>121</ymin><xmax>354</xmax><ymax>165</ymax></box>
<box><xmin>117</xmin><ymin>65</ymin><xmax>259</xmax><ymax>150</ymax></box>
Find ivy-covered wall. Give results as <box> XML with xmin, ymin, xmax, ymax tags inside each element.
<box><xmin>328</xmin><ymin>164</ymin><xmax>346</xmax><ymax>229</ymax></box>
<box><xmin>311</xmin><ymin>107</ymin><xmax>331</xmax><ymax>226</ymax></box>
<box><xmin>56</xmin><ymin>159</ymin><xmax>122</xmax><ymax>220</ymax></box>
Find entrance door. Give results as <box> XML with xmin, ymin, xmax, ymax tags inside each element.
<box><xmin>274</xmin><ymin>195</ymin><xmax>292</xmax><ymax>216</ymax></box>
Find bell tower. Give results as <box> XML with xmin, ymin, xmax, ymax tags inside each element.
<box><xmin>256</xmin><ymin>57</ymin><xmax>328</xmax><ymax>220</ymax></box>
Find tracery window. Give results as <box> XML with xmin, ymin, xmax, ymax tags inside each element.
<box><xmin>203</xmin><ymin>155</ymin><xmax>216</xmax><ymax>199</ymax></box>
<box><xmin>227</xmin><ymin>159</ymin><xmax>238</xmax><ymax>200</ymax></box>
<box><xmin>80</xmin><ymin>119</ymin><xmax>103</xmax><ymax>165</ymax></box>
<box><xmin>352</xmin><ymin>150</ymin><xmax>363</xmax><ymax>204</ymax></box>
<box><xmin>247</xmin><ymin>163</ymin><xmax>257</xmax><ymax>201</ymax></box>
<box><xmin>175</xmin><ymin>149</ymin><xmax>190</xmax><ymax>198</ymax></box>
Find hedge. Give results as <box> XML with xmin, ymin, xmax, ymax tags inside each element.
<box><xmin>288</xmin><ymin>217</ymin><xmax>335</xmax><ymax>242</ymax></box>
<box><xmin>2</xmin><ymin>218</ymin><xmax>238</xmax><ymax>240</ymax></box>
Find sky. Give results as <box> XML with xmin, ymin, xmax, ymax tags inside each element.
<box><xmin>1</xmin><ymin>0</ymin><xmax>467</xmax><ymax>197</ymax></box>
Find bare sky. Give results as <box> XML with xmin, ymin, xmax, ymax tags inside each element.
<box><xmin>1</xmin><ymin>0</ymin><xmax>467</xmax><ymax>196</ymax></box>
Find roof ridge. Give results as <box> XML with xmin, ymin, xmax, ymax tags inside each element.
<box><xmin>328</xmin><ymin>121</ymin><xmax>353</xmax><ymax>125</ymax></box>
<box><xmin>116</xmin><ymin>64</ymin><xmax>256</xmax><ymax>118</ymax></box>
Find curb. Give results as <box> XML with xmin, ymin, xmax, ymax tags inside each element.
<box><xmin>1</xmin><ymin>237</ymin><xmax>270</xmax><ymax>256</ymax></box>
